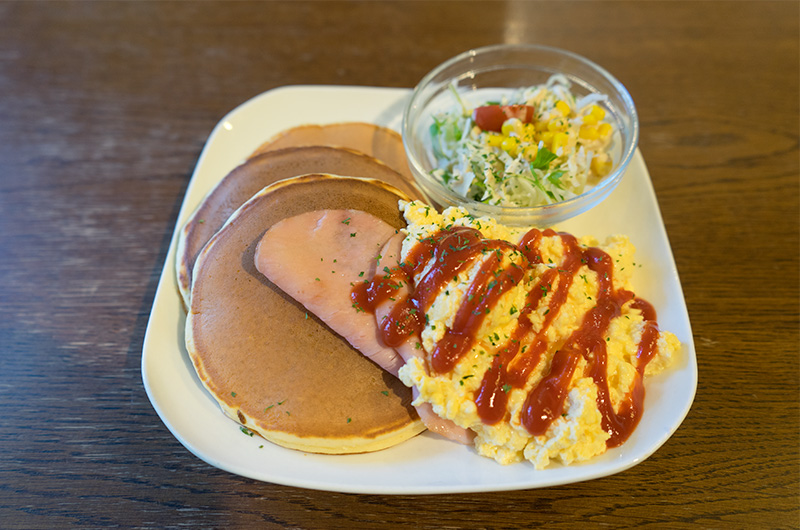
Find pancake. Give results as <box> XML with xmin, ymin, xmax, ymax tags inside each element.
<box><xmin>185</xmin><ymin>174</ymin><xmax>426</xmax><ymax>454</ymax></box>
<box><xmin>248</xmin><ymin>122</ymin><xmax>413</xmax><ymax>180</ymax></box>
<box><xmin>176</xmin><ymin>145</ymin><xmax>423</xmax><ymax>309</ymax></box>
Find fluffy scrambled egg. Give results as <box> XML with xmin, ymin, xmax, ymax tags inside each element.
<box><xmin>397</xmin><ymin>201</ymin><xmax>680</xmax><ymax>469</ymax></box>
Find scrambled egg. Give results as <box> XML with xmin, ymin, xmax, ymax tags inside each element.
<box><xmin>396</xmin><ymin>201</ymin><xmax>680</xmax><ymax>469</ymax></box>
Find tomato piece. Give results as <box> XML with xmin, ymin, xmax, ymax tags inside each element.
<box><xmin>472</xmin><ymin>104</ymin><xmax>535</xmax><ymax>132</ymax></box>
<box><xmin>502</xmin><ymin>104</ymin><xmax>535</xmax><ymax>124</ymax></box>
<box><xmin>472</xmin><ymin>105</ymin><xmax>506</xmax><ymax>132</ymax></box>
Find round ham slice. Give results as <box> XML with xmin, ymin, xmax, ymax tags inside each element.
<box><xmin>255</xmin><ymin>209</ymin><xmax>406</xmax><ymax>377</ymax></box>
<box><xmin>256</xmin><ymin>209</ymin><xmax>473</xmax><ymax>446</ymax></box>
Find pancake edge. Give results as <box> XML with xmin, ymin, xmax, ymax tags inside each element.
<box><xmin>175</xmin><ymin>145</ymin><xmax>422</xmax><ymax>310</ymax></box>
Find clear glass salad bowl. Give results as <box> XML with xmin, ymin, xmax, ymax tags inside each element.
<box><xmin>402</xmin><ymin>43</ymin><xmax>639</xmax><ymax>227</ymax></box>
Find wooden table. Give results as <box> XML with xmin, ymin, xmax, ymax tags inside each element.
<box><xmin>2</xmin><ymin>1</ymin><xmax>797</xmax><ymax>527</ymax></box>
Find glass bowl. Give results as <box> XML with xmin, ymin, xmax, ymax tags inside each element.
<box><xmin>402</xmin><ymin>43</ymin><xmax>639</xmax><ymax>227</ymax></box>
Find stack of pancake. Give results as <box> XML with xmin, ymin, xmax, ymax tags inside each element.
<box><xmin>178</xmin><ymin>123</ymin><xmax>427</xmax><ymax>454</ymax></box>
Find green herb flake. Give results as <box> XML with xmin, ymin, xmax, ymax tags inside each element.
<box><xmin>530</xmin><ymin>146</ymin><xmax>558</xmax><ymax>171</ymax></box>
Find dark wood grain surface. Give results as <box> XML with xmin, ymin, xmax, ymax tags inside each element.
<box><xmin>1</xmin><ymin>1</ymin><xmax>797</xmax><ymax>528</ymax></box>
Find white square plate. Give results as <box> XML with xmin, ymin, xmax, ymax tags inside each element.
<box><xmin>142</xmin><ymin>86</ymin><xmax>697</xmax><ymax>494</ymax></box>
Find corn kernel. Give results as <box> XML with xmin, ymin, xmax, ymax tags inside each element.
<box><xmin>547</xmin><ymin>118</ymin><xmax>566</xmax><ymax>132</ymax></box>
<box><xmin>582</xmin><ymin>113</ymin><xmax>598</xmax><ymax>125</ymax></box>
<box><xmin>485</xmin><ymin>133</ymin><xmax>505</xmax><ymax>147</ymax></box>
<box><xmin>579</xmin><ymin>124</ymin><xmax>599</xmax><ymax>140</ymax></box>
<box><xmin>539</xmin><ymin>131</ymin><xmax>554</xmax><ymax>146</ymax></box>
<box><xmin>591</xmin><ymin>105</ymin><xmax>606</xmax><ymax>120</ymax></box>
<box><xmin>598</xmin><ymin>123</ymin><xmax>613</xmax><ymax>138</ymax></box>
<box><xmin>535</xmin><ymin>120</ymin><xmax>549</xmax><ymax>132</ymax></box>
<box><xmin>501</xmin><ymin>118</ymin><xmax>523</xmax><ymax>137</ymax></box>
<box><xmin>591</xmin><ymin>154</ymin><xmax>613</xmax><ymax>176</ymax></box>
<box><xmin>501</xmin><ymin>137</ymin><xmax>519</xmax><ymax>156</ymax></box>
<box><xmin>552</xmin><ymin>132</ymin><xmax>569</xmax><ymax>153</ymax></box>
<box><xmin>556</xmin><ymin>100</ymin><xmax>571</xmax><ymax>116</ymax></box>
<box><xmin>522</xmin><ymin>144</ymin><xmax>539</xmax><ymax>161</ymax></box>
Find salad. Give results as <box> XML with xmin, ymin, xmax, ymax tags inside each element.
<box><xmin>429</xmin><ymin>75</ymin><xmax>617</xmax><ymax>207</ymax></box>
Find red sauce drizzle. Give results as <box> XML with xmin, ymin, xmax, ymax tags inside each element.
<box><xmin>519</xmin><ymin>244</ymin><xmax>659</xmax><ymax>447</ymax></box>
<box><xmin>475</xmin><ymin>230</ymin><xmax>585</xmax><ymax>425</ymax></box>
<box><xmin>353</xmin><ymin>225</ymin><xmax>662</xmax><ymax>448</ymax></box>
<box><xmin>589</xmin><ymin>297</ymin><xmax>659</xmax><ymax>447</ymax></box>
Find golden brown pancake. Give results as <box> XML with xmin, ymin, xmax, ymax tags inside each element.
<box><xmin>176</xmin><ymin>145</ymin><xmax>422</xmax><ymax>309</ymax></box>
<box><xmin>185</xmin><ymin>175</ymin><xmax>425</xmax><ymax>454</ymax></box>
<box><xmin>248</xmin><ymin>122</ymin><xmax>413</xmax><ymax>180</ymax></box>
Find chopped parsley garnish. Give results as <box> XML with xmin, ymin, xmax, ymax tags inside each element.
<box><xmin>530</xmin><ymin>146</ymin><xmax>558</xmax><ymax>171</ymax></box>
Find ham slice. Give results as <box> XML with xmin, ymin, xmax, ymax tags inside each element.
<box><xmin>256</xmin><ymin>209</ymin><xmax>473</xmax><ymax>445</ymax></box>
<box><xmin>255</xmin><ymin>209</ymin><xmax>406</xmax><ymax>376</ymax></box>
